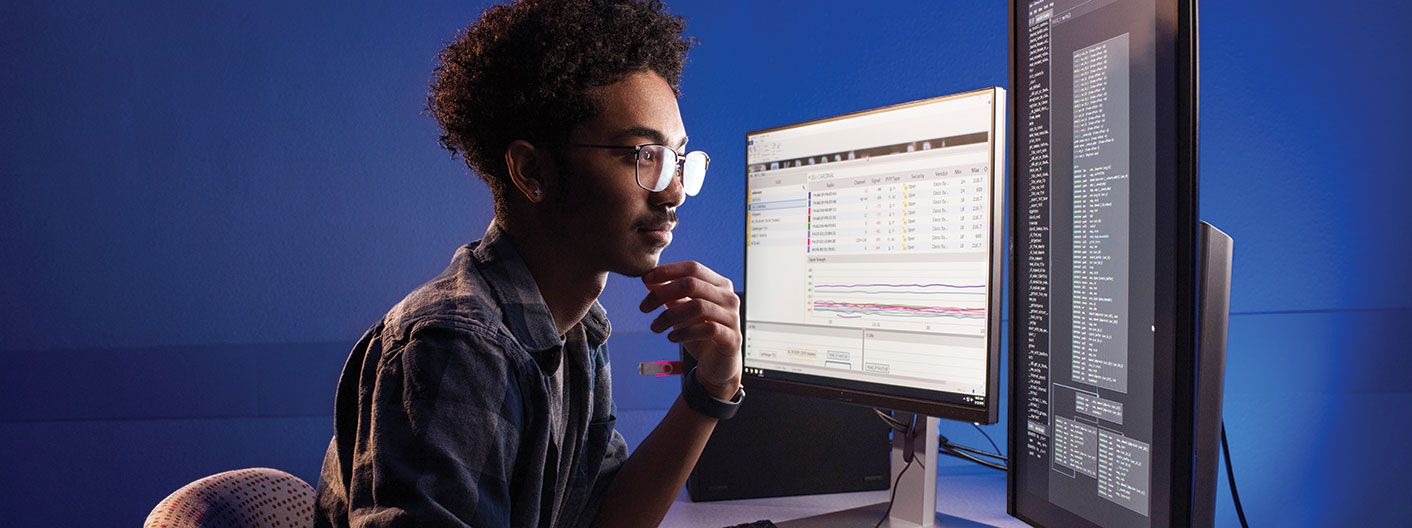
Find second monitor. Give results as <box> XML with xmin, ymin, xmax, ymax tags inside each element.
<box><xmin>742</xmin><ymin>87</ymin><xmax>1007</xmax><ymax>424</ymax></box>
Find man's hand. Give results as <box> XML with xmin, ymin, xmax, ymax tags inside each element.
<box><xmin>639</xmin><ymin>261</ymin><xmax>742</xmax><ymax>401</ymax></box>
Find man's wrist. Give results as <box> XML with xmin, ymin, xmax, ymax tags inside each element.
<box><xmin>697</xmin><ymin>375</ymin><xmax>741</xmax><ymax>401</ymax></box>
<box><xmin>681</xmin><ymin>367</ymin><xmax>744</xmax><ymax>420</ymax></box>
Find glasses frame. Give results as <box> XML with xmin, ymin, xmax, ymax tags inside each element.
<box><xmin>552</xmin><ymin>142</ymin><xmax>709</xmax><ymax>195</ymax></box>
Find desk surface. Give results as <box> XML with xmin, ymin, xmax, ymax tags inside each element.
<box><xmin>658</xmin><ymin>466</ymin><xmax>1027</xmax><ymax>528</ymax></box>
<box><xmin>616</xmin><ymin>410</ymin><xmax>1027</xmax><ymax>528</ymax></box>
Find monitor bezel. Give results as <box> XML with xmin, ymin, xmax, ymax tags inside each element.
<box><xmin>740</xmin><ymin>87</ymin><xmax>1007</xmax><ymax>424</ymax></box>
<box><xmin>1005</xmin><ymin>0</ymin><xmax>1200</xmax><ymax>527</ymax></box>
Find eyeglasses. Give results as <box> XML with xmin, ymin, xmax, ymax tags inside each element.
<box><xmin>555</xmin><ymin>143</ymin><xmax>709</xmax><ymax>196</ymax></box>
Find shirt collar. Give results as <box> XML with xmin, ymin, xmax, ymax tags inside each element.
<box><xmin>471</xmin><ymin>222</ymin><xmax>611</xmax><ymax>353</ymax></box>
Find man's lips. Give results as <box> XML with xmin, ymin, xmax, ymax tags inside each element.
<box><xmin>635</xmin><ymin>217</ymin><xmax>677</xmax><ymax>233</ymax></box>
<box><xmin>636</xmin><ymin>221</ymin><xmax>676</xmax><ymax>248</ymax></box>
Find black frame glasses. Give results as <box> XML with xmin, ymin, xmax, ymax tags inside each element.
<box><xmin>554</xmin><ymin>143</ymin><xmax>709</xmax><ymax>196</ymax></box>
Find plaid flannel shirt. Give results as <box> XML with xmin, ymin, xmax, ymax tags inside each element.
<box><xmin>315</xmin><ymin>223</ymin><xmax>627</xmax><ymax>528</ymax></box>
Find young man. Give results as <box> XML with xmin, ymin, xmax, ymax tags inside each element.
<box><xmin>313</xmin><ymin>1</ymin><xmax>742</xmax><ymax>527</ymax></box>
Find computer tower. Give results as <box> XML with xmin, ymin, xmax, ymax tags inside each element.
<box><xmin>681</xmin><ymin>346</ymin><xmax>892</xmax><ymax>502</ymax></box>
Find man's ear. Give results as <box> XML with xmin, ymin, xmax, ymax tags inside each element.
<box><xmin>505</xmin><ymin>140</ymin><xmax>547</xmax><ymax>203</ymax></box>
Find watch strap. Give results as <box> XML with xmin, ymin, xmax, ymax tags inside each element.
<box><xmin>682</xmin><ymin>367</ymin><xmax>745</xmax><ymax>420</ymax></box>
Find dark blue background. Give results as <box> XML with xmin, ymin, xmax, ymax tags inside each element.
<box><xmin>2</xmin><ymin>1</ymin><xmax>1407</xmax><ymax>525</ymax></box>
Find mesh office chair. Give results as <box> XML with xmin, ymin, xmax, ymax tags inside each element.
<box><xmin>143</xmin><ymin>467</ymin><xmax>315</xmax><ymax>528</ymax></box>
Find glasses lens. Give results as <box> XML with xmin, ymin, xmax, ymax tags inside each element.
<box><xmin>637</xmin><ymin>145</ymin><xmax>676</xmax><ymax>192</ymax></box>
<box><xmin>682</xmin><ymin>151</ymin><xmax>708</xmax><ymax>196</ymax></box>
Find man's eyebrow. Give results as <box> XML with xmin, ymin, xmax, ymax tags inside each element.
<box><xmin>614</xmin><ymin>126</ymin><xmax>688</xmax><ymax>149</ymax></box>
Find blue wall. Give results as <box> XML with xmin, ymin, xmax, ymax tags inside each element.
<box><xmin>2</xmin><ymin>1</ymin><xmax>1407</xmax><ymax>526</ymax></box>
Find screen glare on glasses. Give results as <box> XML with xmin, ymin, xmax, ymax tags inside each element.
<box><xmin>640</xmin><ymin>144</ymin><xmax>708</xmax><ymax>196</ymax></box>
<box><xmin>548</xmin><ymin>142</ymin><xmax>708</xmax><ymax>196</ymax></box>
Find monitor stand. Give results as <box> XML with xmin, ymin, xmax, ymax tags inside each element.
<box><xmin>778</xmin><ymin>412</ymin><xmax>947</xmax><ymax>527</ymax></box>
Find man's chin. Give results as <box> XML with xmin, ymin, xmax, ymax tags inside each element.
<box><xmin>615</xmin><ymin>251</ymin><xmax>663</xmax><ymax>278</ymax></box>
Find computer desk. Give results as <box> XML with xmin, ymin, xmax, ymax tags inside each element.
<box><xmin>616</xmin><ymin>410</ymin><xmax>1027</xmax><ymax>527</ymax></box>
<box><xmin>658</xmin><ymin>465</ymin><xmax>1028</xmax><ymax>528</ymax></box>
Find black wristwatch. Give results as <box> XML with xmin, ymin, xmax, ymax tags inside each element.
<box><xmin>682</xmin><ymin>367</ymin><xmax>745</xmax><ymax>420</ymax></box>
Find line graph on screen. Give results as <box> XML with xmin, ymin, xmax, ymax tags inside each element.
<box><xmin>808</xmin><ymin>280</ymin><xmax>988</xmax><ymax>333</ymax></box>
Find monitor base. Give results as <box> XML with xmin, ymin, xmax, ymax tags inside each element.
<box><xmin>778</xmin><ymin>413</ymin><xmax>988</xmax><ymax>527</ymax></box>
<box><xmin>776</xmin><ymin>502</ymin><xmax>998</xmax><ymax>528</ymax></box>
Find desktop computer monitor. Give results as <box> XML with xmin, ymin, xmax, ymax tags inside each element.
<box><xmin>1007</xmin><ymin>1</ymin><xmax>1229</xmax><ymax>527</ymax></box>
<box><xmin>742</xmin><ymin>88</ymin><xmax>1006</xmax><ymax>526</ymax></box>
<box><xmin>742</xmin><ymin>87</ymin><xmax>1006</xmax><ymax>425</ymax></box>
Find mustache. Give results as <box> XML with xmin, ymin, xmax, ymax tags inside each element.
<box><xmin>635</xmin><ymin>211</ymin><xmax>679</xmax><ymax>229</ymax></box>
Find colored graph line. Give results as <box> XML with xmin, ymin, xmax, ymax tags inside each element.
<box><xmin>813</xmin><ymin>290</ymin><xmax>986</xmax><ymax>295</ymax></box>
<box><xmin>813</xmin><ymin>283</ymin><xmax>985</xmax><ymax>289</ymax></box>
<box><xmin>812</xmin><ymin>301</ymin><xmax>985</xmax><ymax>318</ymax></box>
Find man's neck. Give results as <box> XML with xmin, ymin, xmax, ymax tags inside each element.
<box><xmin>498</xmin><ymin>218</ymin><xmax>606</xmax><ymax>338</ymax></box>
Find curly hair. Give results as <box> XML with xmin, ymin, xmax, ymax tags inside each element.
<box><xmin>429</xmin><ymin>0</ymin><xmax>694</xmax><ymax>219</ymax></box>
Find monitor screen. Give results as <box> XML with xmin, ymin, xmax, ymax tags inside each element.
<box><xmin>1008</xmin><ymin>0</ymin><xmax>1200</xmax><ymax>526</ymax></box>
<box><xmin>742</xmin><ymin>88</ymin><xmax>1006</xmax><ymax>422</ymax></box>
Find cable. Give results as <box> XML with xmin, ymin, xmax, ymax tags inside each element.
<box><xmin>936</xmin><ymin>431</ymin><xmax>1007</xmax><ymax>471</ymax></box>
<box><xmin>872</xmin><ymin>410</ymin><xmax>919</xmax><ymax>528</ymax></box>
<box><xmin>946</xmin><ymin>442</ymin><xmax>1007</xmax><ymax>461</ymax></box>
<box><xmin>873</xmin><ymin>408</ymin><xmax>910</xmax><ymax>432</ymax></box>
<box><xmin>1222</xmin><ymin>421</ymin><xmax>1249</xmax><ymax>528</ymax></box>
<box><xmin>971</xmin><ymin>422</ymin><xmax>1004</xmax><ymax>459</ymax></box>
<box><xmin>938</xmin><ymin>445</ymin><xmax>1006</xmax><ymax>471</ymax></box>
<box><xmin>874</xmin><ymin>455</ymin><xmax>915</xmax><ymax>528</ymax></box>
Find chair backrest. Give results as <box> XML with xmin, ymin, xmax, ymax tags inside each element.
<box><xmin>144</xmin><ymin>467</ymin><xmax>315</xmax><ymax>528</ymax></box>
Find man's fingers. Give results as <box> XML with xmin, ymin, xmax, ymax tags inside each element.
<box><xmin>638</xmin><ymin>276</ymin><xmax>704</xmax><ymax>312</ymax></box>
<box><xmin>639</xmin><ymin>275</ymin><xmax>738</xmax><ymax>313</ymax></box>
<box><xmin>650</xmin><ymin>297</ymin><xmax>736</xmax><ymax>334</ymax></box>
<box><xmin>665</xmin><ymin>320</ymin><xmax>739</xmax><ymax>349</ymax></box>
<box><xmin>642</xmin><ymin>260</ymin><xmax>731</xmax><ymax>289</ymax></box>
